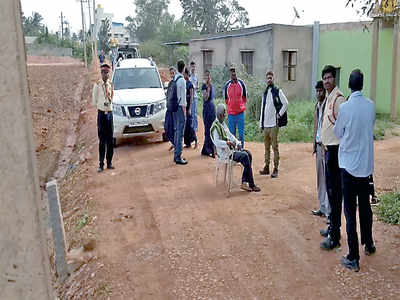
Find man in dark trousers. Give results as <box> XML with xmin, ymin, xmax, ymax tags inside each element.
<box><xmin>319</xmin><ymin>65</ymin><xmax>346</xmax><ymax>250</ymax></box>
<box><xmin>92</xmin><ymin>64</ymin><xmax>114</xmax><ymax>172</ymax></box>
<box><xmin>334</xmin><ymin>69</ymin><xmax>376</xmax><ymax>272</ymax></box>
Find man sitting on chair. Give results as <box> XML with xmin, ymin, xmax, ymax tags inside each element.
<box><xmin>211</xmin><ymin>104</ymin><xmax>261</xmax><ymax>192</ymax></box>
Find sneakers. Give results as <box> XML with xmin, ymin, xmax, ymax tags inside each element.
<box><xmin>320</xmin><ymin>236</ymin><xmax>340</xmax><ymax>251</ymax></box>
<box><xmin>240</xmin><ymin>182</ymin><xmax>252</xmax><ymax>192</ymax></box>
<box><xmin>97</xmin><ymin>167</ymin><xmax>103</xmax><ymax>173</ymax></box>
<box><xmin>341</xmin><ymin>256</ymin><xmax>360</xmax><ymax>272</ymax></box>
<box><xmin>107</xmin><ymin>164</ymin><xmax>115</xmax><ymax>170</ymax></box>
<box><xmin>320</xmin><ymin>228</ymin><xmax>329</xmax><ymax>237</ymax></box>
<box><xmin>251</xmin><ymin>185</ymin><xmax>261</xmax><ymax>192</ymax></box>
<box><xmin>312</xmin><ymin>210</ymin><xmax>325</xmax><ymax>217</ymax></box>
<box><xmin>271</xmin><ymin>168</ymin><xmax>278</xmax><ymax>178</ymax></box>
<box><xmin>364</xmin><ymin>244</ymin><xmax>376</xmax><ymax>256</ymax></box>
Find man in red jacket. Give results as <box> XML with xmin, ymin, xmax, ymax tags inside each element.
<box><xmin>224</xmin><ymin>66</ymin><xmax>247</xmax><ymax>148</ymax></box>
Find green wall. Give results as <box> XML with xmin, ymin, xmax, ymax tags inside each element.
<box><xmin>318</xmin><ymin>27</ymin><xmax>400</xmax><ymax>114</ymax></box>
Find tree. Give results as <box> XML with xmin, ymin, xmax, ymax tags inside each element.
<box><xmin>345</xmin><ymin>0</ymin><xmax>399</xmax><ymax>16</ymax></box>
<box><xmin>179</xmin><ymin>0</ymin><xmax>249</xmax><ymax>34</ymax></box>
<box><xmin>126</xmin><ymin>0</ymin><xmax>170</xmax><ymax>42</ymax></box>
<box><xmin>98</xmin><ymin>18</ymin><xmax>111</xmax><ymax>53</ymax></box>
<box><xmin>22</xmin><ymin>11</ymin><xmax>45</xmax><ymax>36</ymax></box>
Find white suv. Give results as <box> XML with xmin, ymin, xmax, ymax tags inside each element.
<box><xmin>112</xmin><ymin>58</ymin><xmax>167</xmax><ymax>145</ymax></box>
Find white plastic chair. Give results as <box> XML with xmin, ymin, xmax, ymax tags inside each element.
<box><xmin>211</xmin><ymin>132</ymin><xmax>243</xmax><ymax>194</ymax></box>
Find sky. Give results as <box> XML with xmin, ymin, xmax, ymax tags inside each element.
<box><xmin>20</xmin><ymin>0</ymin><xmax>370</xmax><ymax>34</ymax></box>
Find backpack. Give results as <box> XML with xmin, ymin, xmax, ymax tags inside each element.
<box><xmin>167</xmin><ymin>74</ymin><xmax>183</xmax><ymax>113</ymax></box>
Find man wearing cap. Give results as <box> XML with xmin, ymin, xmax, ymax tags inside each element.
<box><xmin>224</xmin><ymin>66</ymin><xmax>247</xmax><ymax>148</ymax></box>
<box><xmin>312</xmin><ymin>80</ymin><xmax>330</xmax><ymax>220</ymax></box>
<box><xmin>92</xmin><ymin>64</ymin><xmax>115</xmax><ymax>172</ymax></box>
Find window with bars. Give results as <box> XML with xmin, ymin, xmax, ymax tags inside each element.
<box><xmin>241</xmin><ymin>51</ymin><xmax>254</xmax><ymax>75</ymax></box>
<box><xmin>202</xmin><ymin>50</ymin><xmax>213</xmax><ymax>73</ymax></box>
<box><xmin>283</xmin><ymin>50</ymin><xmax>297</xmax><ymax>81</ymax></box>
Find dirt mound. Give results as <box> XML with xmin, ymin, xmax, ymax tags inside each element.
<box><xmin>27</xmin><ymin>56</ymin><xmax>83</xmax><ymax>66</ymax></box>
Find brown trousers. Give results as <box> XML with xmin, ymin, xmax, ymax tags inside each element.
<box><xmin>263</xmin><ymin>126</ymin><xmax>279</xmax><ymax>170</ymax></box>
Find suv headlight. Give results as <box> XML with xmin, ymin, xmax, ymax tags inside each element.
<box><xmin>113</xmin><ymin>104</ymin><xmax>126</xmax><ymax>117</ymax></box>
<box><xmin>153</xmin><ymin>100</ymin><xmax>166</xmax><ymax>114</ymax></box>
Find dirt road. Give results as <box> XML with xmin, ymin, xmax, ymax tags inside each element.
<box><xmin>59</xmin><ymin>99</ymin><xmax>400</xmax><ymax>299</ymax></box>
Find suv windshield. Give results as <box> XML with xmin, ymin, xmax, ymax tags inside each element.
<box><xmin>113</xmin><ymin>67</ymin><xmax>162</xmax><ymax>90</ymax></box>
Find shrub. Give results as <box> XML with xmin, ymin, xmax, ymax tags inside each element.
<box><xmin>376</xmin><ymin>191</ymin><xmax>400</xmax><ymax>225</ymax></box>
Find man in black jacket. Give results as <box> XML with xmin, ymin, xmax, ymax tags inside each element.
<box><xmin>259</xmin><ymin>71</ymin><xmax>288</xmax><ymax>178</ymax></box>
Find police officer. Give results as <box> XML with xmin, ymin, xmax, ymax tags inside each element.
<box><xmin>92</xmin><ymin>64</ymin><xmax>114</xmax><ymax>172</ymax></box>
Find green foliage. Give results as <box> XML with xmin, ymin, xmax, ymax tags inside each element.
<box><xmin>180</xmin><ymin>0</ymin><xmax>249</xmax><ymax>34</ymax></box>
<box><xmin>374</xmin><ymin>113</ymin><xmax>395</xmax><ymax>140</ymax></box>
<box><xmin>98</xmin><ymin>19</ymin><xmax>111</xmax><ymax>53</ymax></box>
<box><xmin>22</xmin><ymin>11</ymin><xmax>45</xmax><ymax>36</ymax></box>
<box><xmin>126</xmin><ymin>0</ymin><xmax>170</xmax><ymax>42</ymax></box>
<box><xmin>376</xmin><ymin>191</ymin><xmax>400</xmax><ymax>225</ymax></box>
<box><xmin>75</xmin><ymin>213</ymin><xmax>89</xmax><ymax>231</ymax></box>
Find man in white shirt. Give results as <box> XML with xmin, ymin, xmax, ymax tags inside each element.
<box><xmin>259</xmin><ymin>71</ymin><xmax>288</xmax><ymax>178</ymax></box>
<box><xmin>189</xmin><ymin>61</ymin><xmax>199</xmax><ymax>132</ymax></box>
<box><xmin>211</xmin><ymin>104</ymin><xmax>261</xmax><ymax>192</ymax></box>
<box><xmin>173</xmin><ymin>60</ymin><xmax>187</xmax><ymax>165</ymax></box>
<box><xmin>92</xmin><ymin>64</ymin><xmax>114</xmax><ymax>172</ymax></box>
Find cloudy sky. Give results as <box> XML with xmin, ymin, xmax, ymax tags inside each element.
<box><xmin>21</xmin><ymin>0</ymin><xmax>370</xmax><ymax>34</ymax></box>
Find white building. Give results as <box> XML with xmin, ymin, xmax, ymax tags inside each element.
<box><xmin>94</xmin><ymin>4</ymin><xmax>131</xmax><ymax>46</ymax></box>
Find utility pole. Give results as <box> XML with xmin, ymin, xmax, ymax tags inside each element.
<box><xmin>93</xmin><ymin>0</ymin><xmax>97</xmax><ymax>56</ymax></box>
<box><xmin>80</xmin><ymin>0</ymin><xmax>87</xmax><ymax>68</ymax></box>
<box><xmin>60</xmin><ymin>12</ymin><xmax>64</xmax><ymax>40</ymax></box>
<box><xmin>87</xmin><ymin>0</ymin><xmax>94</xmax><ymax>57</ymax></box>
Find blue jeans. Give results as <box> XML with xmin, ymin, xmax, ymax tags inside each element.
<box><xmin>192</xmin><ymin>97</ymin><xmax>198</xmax><ymax>131</ymax></box>
<box><xmin>228</xmin><ymin>112</ymin><xmax>245</xmax><ymax>148</ymax></box>
<box><xmin>173</xmin><ymin>108</ymin><xmax>185</xmax><ymax>161</ymax></box>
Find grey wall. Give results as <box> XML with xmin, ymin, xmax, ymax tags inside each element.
<box><xmin>189</xmin><ymin>24</ymin><xmax>313</xmax><ymax>100</ymax></box>
<box><xmin>27</xmin><ymin>44</ymin><xmax>73</xmax><ymax>57</ymax></box>
<box><xmin>189</xmin><ymin>28</ymin><xmax>274</xmax><ymax>82</ymax></box>
<box><xmin>272</xmin><ymin>24</ymin><xmax>313</xmax><ymax>100</ymax></box>
<box><xmin>0</xmin><ymin>1</ymin><xmax>52</xmax><ymax>299</ymax></box>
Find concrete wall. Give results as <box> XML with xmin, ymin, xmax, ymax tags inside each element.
<box><xmin>189</xmin><ymin>27</ymin><xmax>273</xmax><ymax>83</ymax></box>
<box><xmin>26</xmin><ymin>43</ymin><xmax>73</xmax><ymax>57</ymax></box>
<box><xmin>318</xmin><ymin>22</ymin><xmax>400</xmax><ymax>114</ymax></box>
<box><xmin>189</xmin><ymin>24</ymin><xmax>313</xmax><ymax>101</ymax></box>
<box><xmin>0</xmin><ymin>1</ymin><xmax>51</xmax><ymax>299</ymax></box>
<box><xmin>272</xmin><ymin>24</ymin><xmax>313</xmax><ymax>100</ymax></box>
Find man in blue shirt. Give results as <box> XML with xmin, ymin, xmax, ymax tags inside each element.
<box><xmin>334</xmin><ymin>69</ymin><xmax>376</xmax><ymax>272</ymax></box>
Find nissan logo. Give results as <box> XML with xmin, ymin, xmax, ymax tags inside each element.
<box><xmin>134</xmin><ymin>107</ymin><xmax>141</xmax><ymax>115</ymax></box>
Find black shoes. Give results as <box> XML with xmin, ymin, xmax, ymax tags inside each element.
<box><xmin>175</xmin><ymin>158</ymin><xmax>188</xmax><ymax>165</ymax></box>
<box><xmin>312</xmin><ymin>210</ymin><xmax>325</xmax><ymax>217</ymax></box>
<box><xmin>271</xmin><ymin>168</ymin><xmax>278</xmax><ymax>178</ymax></box>
<box><xmin>364</xmin><ymin>244</ymin><xmax>376</xmax><ymax>256</ymax></box>
<box><xmin>320</xmin><ymin>236</ymin><xmax>340</xmax><ymax>251</ymax></box>
<box><xmin>341</xmin><ymin>256</ymin><xmax>360</xmax><ymax>272</ymax></box>
<box><xmin>107</xmin><ymin>164</ymin><xmax>115</xmax><ymax>169</ymax></box>
<box><xmin>320</xmin><ymin>228</ymin><xmax>329</xmax><ymax>237</ymax></box>
<box><xmin>259</xmin><ymin>167</ymin><xmax>270</xmax><ymax>175</ymax></box>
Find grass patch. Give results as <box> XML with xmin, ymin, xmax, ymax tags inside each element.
<box><xmin>75</xmin><ymin>213</ymin><xmax>89</xmax><ymax>231</ymax></box>
<box><xmin>197</xmin><ymin>96</ymin><xmax>398</xmax><ymax>143</ymax></box>
<box><xmin>376</xmin><ymin>191</ymin><xmax>400</xmax><ymax>225</ymax></box>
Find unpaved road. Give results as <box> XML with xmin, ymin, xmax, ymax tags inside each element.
<box><xmin>30</xmin><ymin>58</ymin><xmax>398</xmax><ymax>299</ymax></box>
<box><xmin>68</xmin><ymin>104</ymin><xmax>400</xmax><ymax>299</ymax></box>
